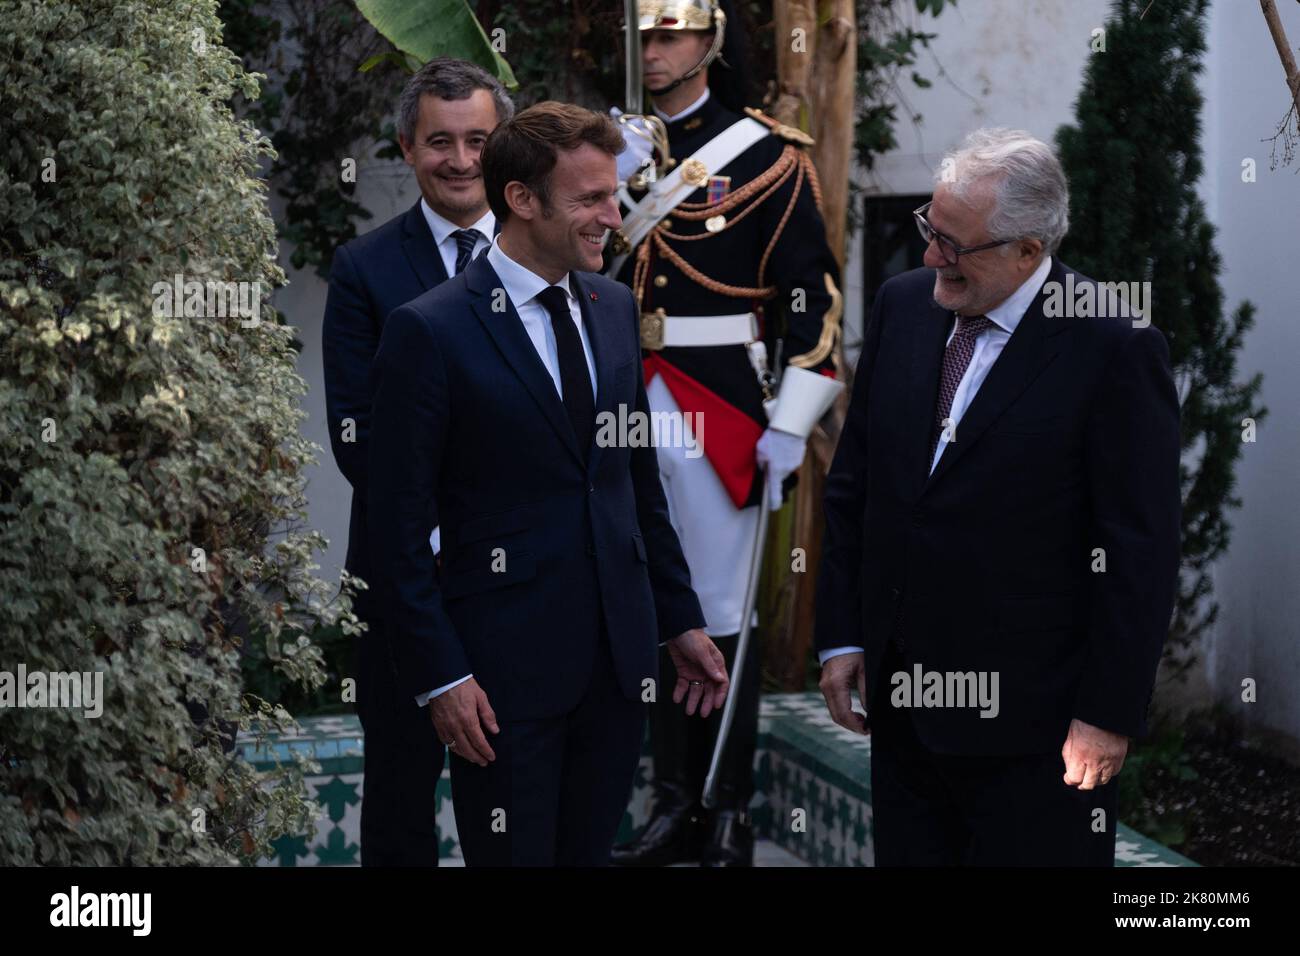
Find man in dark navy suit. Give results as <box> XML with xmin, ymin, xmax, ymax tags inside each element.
<box><xmin>321</xmin><ymin>57</ymin><xmax>512</xmax><ymax>866</ymax></box>
<box><xmin>367</xmin><ymin>101</ymin><xmax>729</xmax><ymax>866</ymax></box>
<box><xmin>816</xmin><ymin>129</ymin><xmax>1181</xmax><ymax>866</ymax></box>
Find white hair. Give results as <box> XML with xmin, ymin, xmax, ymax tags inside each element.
<box><xmin>935</xmin><ymin>128</ymin><xmax>1070</xmax><ymax>256</ymax></box>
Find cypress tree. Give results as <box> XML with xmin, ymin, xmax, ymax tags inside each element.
<box><xmin>1055</xmin><ymin>0</ymin><xmax>1266</xmax><ymax>675</ymax></box>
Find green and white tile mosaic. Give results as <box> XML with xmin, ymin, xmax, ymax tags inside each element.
<box><xmin>753</xmin><ymin>693</ymin><xmax>1195</xmax><ymax>867</ymax></box>
<box><xmin>239</xmin><ymin>716</ymin><xmax>457</xmax><ymax>867</ymax></box>
<box><xmin>240</xmin><ymin>693</ymin><xmax>1195</xmax><ymax>867</ymax></box>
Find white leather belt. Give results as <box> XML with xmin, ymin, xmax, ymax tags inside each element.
<box><xmin>641</xmin><ymin>311</ymin><xmax>757</xmax><ymax>349</ymax></box>
<box><xmin>606</xmin><ymin>117</ymin><xmax>770</xmax><ymax>279</ymax></box>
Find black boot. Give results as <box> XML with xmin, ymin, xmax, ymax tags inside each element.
<box><xmin>612</xmin><ymin>646</ymin><xmax>708</xmax><ymax>866</ymax></box>
<box><xmin>610</xmin><ymin>782</ymin><xmax>707</xmax><ymax>866</ymax></box>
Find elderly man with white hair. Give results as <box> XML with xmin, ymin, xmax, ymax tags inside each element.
<box><xmin>815</xmin><ymin>128</ymin><xmax>1181</xmax><ymax>866</ymax></box>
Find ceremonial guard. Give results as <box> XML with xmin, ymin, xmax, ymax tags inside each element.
<box><xmin>608</xmin><ymin>0</ymin><xmax>844</xmax><ymax>866</ymax></box>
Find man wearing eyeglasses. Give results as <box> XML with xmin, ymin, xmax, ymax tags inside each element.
<box><xmin>815</xmin><ymin>128</ymin><xmax>1181</xmax><ymax>865</ymax></box>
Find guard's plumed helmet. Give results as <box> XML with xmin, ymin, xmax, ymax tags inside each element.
<box><xmin>639</xmin><ymin>0</ymin><xmax>720</xmax><ymax>32</ymax></box>
<box><xmin>638</xmin><ymin>0</ymin><xmax>728</xmax><ymax>92</ymax></box>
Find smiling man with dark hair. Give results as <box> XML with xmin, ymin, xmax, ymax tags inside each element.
<box><xmin>321</xmin><ymin>56</ymin><xmax>511</xmax><ymax>868</ymax></box>
<box><xmin>366</xmin><ymin>101</ymin><xmax>730</xmax><ymax>866</ymax></box>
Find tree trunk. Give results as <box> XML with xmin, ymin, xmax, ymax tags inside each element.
<box><xmin>1260</xmin><ymin>0</ymin><xmax>1300</xmax><ymax>117</ymax></box>
<box><xmin>768</xmin><ymin>0</ymin><xmax>856</xmax><ymax>690</ymax></box>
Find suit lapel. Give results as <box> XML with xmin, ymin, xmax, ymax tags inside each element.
<box><xmin>922</xmin><ymin>260</ymin><xmax>1070</xmax><ymax>492</ymax></box>
<box><xmin>401</xmin><ymin>201</ymin><xmax>449</xmax><ymax>290</ymax></box>
<box><xmin>573</xmin><ymin>273</ymin><xmax>618</xmax><ymax>477</ymax></box>
<box><xmin>465</xmin><ymin>257</ymin><xmax>585</xmax><ymax>467</ymax></box>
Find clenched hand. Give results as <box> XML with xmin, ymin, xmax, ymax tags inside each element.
<box><xmin>1061</xmin><ymin>717</ymin><xmax>1128</xmax><ymax>789</ymax></box>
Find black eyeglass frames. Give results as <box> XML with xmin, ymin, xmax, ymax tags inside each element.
<box><xmin>912</xmin><ymin>200</ymin><xmax>1014</xmax><ymax>265</ymax></box>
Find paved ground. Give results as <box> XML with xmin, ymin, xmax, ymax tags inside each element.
<box><xmin>754</xmin><ymin>839</ymin><xmax>808</xmax><ymax>866</ymax></box>
<box><xmin>437</xmin><ymin>840</ymin><xmax>807</xmax><ymax>868</ymax></box>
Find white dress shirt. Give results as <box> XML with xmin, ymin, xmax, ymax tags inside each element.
<box><xmin>653</xmin><ymin>87</ymin><xmax>710</xmax><ymax>123</ymax></box>
<box><xmin>419</xmin><ymin>198</ymin><xmax>495</xmax><ymax>279</ymax></box>
<box><xmin>483</xmin><ymin>237</ymin><xmax>598</xmax><ymax>400</ymax></box>
<box><xmin>818</xmin><ymin>256</ymin><xmax>1053</xmax><ymax>667</ymax></box>
<box><xmin>415</xmin><ymin>236</ymin><xmax>599</xmax><ymax>707</ymax></box>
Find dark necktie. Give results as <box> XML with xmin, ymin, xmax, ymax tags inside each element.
<box><xmin>888</xmin><ymin>313</ymin><xmax>995</xmax><ymax>655</ymax></box>
<box><xmin>929</xmin><ymin>314</ymin><xmax>995</xmax><ymax>466</ymax></box>
<box><xmin>534</xmin><ymin>285</ymin><xmax>594</xmax><ymax>460</ymax></box>
<box><xmin>451</xmin><ymin>228</ymin><xmax>482</xmax><ymax>274</ymax></box>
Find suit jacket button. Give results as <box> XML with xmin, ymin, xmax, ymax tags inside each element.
<box><xmin>890</xmin><ymin>587</ymin><xmax>902</xmax><ymax>600</ymax></box>
<box><xmin>588</xmin><ymin>485</ymin><xmax>595</xmax><ymax>495</ymax></box>
<box><xmin>586</xmin><ymin>543</ymin><xmax>597</xmax><ymax>556</ymax></box>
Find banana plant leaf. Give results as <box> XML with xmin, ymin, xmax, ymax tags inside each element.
<box><xmin>355</xmin><ymin>0</ymin><xmax>517</xmax><ymax>88</ymax></box>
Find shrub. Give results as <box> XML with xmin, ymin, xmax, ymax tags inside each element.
<box><xmin>0</xmin><ymin>0</ymin><xmax>358</xmax><ymax>864</ymax></box>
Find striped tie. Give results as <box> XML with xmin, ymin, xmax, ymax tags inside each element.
<box><xmin>451</xmin><ymin>228</ymin><xmax>482</xmax><ymax>274</ymax></box>
<box><xmin>929</xmin><ymin>314</ymin><xmax>995</xmax><ymax>466</ymax></box>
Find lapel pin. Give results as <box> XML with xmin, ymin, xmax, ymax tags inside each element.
<box><xmin>589</xmin><ymin>291</ymin><xmax>598</xmax><ymax>301</ymax></box>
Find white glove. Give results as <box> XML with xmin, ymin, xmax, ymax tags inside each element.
<box><xmin>610</xmin><ymin>107</ymin><xmax>654</xmax><ymax>185</ymax></box>
<box><xmin>755</xmin><ymin>428</ymin><xmax>807</xmax><ymax>510</ymax></box>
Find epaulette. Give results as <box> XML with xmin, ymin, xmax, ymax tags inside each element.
<box><xmin>743</xmin><ymin>107</ymin><xmax>816</xmax><ymax>147</ymax></box>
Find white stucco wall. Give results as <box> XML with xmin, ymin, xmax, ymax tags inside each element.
<box><xmin>860</xmin><ymin>0</ymin><xmax>1112</xmax><ymax>196</ymax></box>
<box><xmin>846</xmin><ymin>0</ymin><xmax>1114</xmax><ymax>351</ymax></box>
<box><xmin>1201</xmin><ymin>2</ymin><xmax>1300</xmax><ymax>746</ymax></box>
<box><xmin>272</xmin><ymin>152</ymin><xmax>420</xmax><ymax>594</ymax></box>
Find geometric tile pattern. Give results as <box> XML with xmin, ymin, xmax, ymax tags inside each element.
<box><xmin>753</xmin><ymin>693</ymin><xmax>1197</xmax><ymax>867</ymax></box>
<box><xmin>1114</xmin><ymin>824</ymin><xmax>1192</xmax><ymax>867</ymax></box>
<box><xmin>239</xmin><ymin>693</ymin><xmax>1196</xmax><ymax>867</ymax></box>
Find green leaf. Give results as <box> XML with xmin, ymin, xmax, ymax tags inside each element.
<box><xmin>355</xmin><ymin>0</ymin><xmax>517</xmax><ymax>89</ymax></box>
<box><xmin>358</xmin><ymin>50</ymin><xmax>408</xmax><ymax>74</ymax></box>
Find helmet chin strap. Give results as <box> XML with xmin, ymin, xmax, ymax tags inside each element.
<box><xmin>645</xmin><ymin>16</ymin><xmax>728</xmax><ymax>100</ymax></box>
<box><xmin>646</xmin><ymin>57</ymin><xmax>708</xmax><ymax>98</ymax></box>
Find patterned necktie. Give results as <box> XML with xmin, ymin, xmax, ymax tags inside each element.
<box><xmin>929</xmin><ymin>314</ymin><xmax>995</xmax><ymax>466</ymax></box>
<box><xmin>451</xmin><ymin>228</ymin><xmax>483</xmax><ymax>274</ymax></box>
<box><xmin>534</xmin><ymin>285</ymin><xmax>594</xmax><ymax>460</ymax></box>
